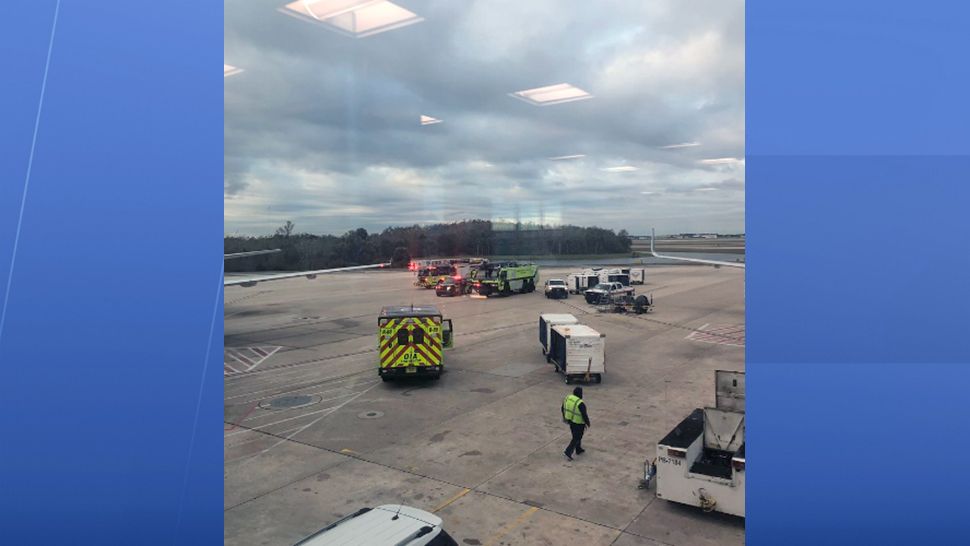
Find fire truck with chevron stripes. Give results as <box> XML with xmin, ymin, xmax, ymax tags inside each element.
<box><xmin>377</xmin><ymin>305</ymin><xmax>454</xmax><ymax>381</ymax></box>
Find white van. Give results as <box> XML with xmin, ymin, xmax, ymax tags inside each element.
<box><xmin>294</xmin><ymin>505</ymin><xmax>458</xmax><ymax>546</ymax></box>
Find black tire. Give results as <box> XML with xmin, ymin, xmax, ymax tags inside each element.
<box><xmin>433</xmin><ymin>373</ymin><xmax>441</xmax><ymax>381</ymax></box>
<box><xmin>564</xmin><ymin>376</ymin><xmax>572</xmax><ymax>384</ymax></box>
<box><xmin>595</xmin><ymin>374</ymin><xmax>602</xmax><ymax>384</ymax></box>
<box><xmin>381</xmin><ymin>375</ymin><xmax>389</xmax><ymax>382</ymax></box>
<box><xmin>546</xmin><ymin>354</ymin><xmax>552</xmax><ymax>364</ymax></box>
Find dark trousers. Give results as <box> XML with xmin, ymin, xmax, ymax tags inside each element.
<box><xmin>565</xmin><ymin>423</ymin><xmax>586</xmax><ymax>456</ymax></box>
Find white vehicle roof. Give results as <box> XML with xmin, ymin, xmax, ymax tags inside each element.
<box><xmin>552</xmin><ymin>324</ymin><xmax>604</xmax><ymax>338</ymax></box>
<box><xmin>546</xmin><ymin>278</ymin><xmax>566</xmax><ymax>283</ymax></box>
<box><xmin>295</xmin><ymin>505</ymin><xmax>444</xmax><ymax>546</ymax></box>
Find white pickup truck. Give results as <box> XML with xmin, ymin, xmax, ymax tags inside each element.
<box><xmin>544</xmin><ymin>278</ymin><xmax>569</xmax><ymax>299</ymax></box>
<box><xmin>583</xmin><ymin>281</ymin><xmax>634</xmax><ymax>304</ymax></box>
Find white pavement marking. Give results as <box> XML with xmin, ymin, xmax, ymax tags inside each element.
<box><xmin>236</xmin><ymin>383</ymin><xmax>381</xmax><ymax>461</ymax></box>
<box><xmin>224</xmin><ymin>346</ymin><xmax>281</xmax><ymax>375</ymax></box>
<box><xmin>242</xmin><ymin>390</ymin><xmax>368</xmax><ymax>423</ymax></box>
<box><xmin>685</xmin><ymin>323</ymin><xmax>710</xmax><ymax>341</ymax></box>
<box><xmin>225</xmin><ymin>370</ymin><xmax>373</xmax><ymax>401</ymax></box>
<box><xmin>686</xmin><ymin>323</ymin><xmax>745</xmax><ymax>347</ymax></box>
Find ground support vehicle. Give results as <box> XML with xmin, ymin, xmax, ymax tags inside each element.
<box><xmin>597</xmin><ymin>268</ymin><xmax>631</xmax><ymax>286</ymax></box>
<box><xmin>544</xmin><ymin>278</ymin><xmax>568</xmax><ymax>299</ymax></box>
<box><xmin>626</xmin><ymin>267</ymin><xmax>646</xmax><ymax>284</ymax></box>
<box><xmin>655</xmin><ymin>370</ymin><xmax>745</xmax><ymax>517</ymax></box>
<box><xmin>293</xmin><ymin>505</ymin><xmax>458</xmax><ymax>545</ymax></box>
<box><xmin>378</xmin><ymin>305</ymin><xmax>453</xmax><ymax>381</ymax></box>
<box><xmin>547</xmin><ymin>324</ymin><xmax>605</xmax><ymax>384</ymax></box>
<box><xmin>538</xmin><ymin>313</ymin><xmax>578</xmax><ymax>355</ymax></box>
<box><xmin>594</xmin><ymin>293</ymin><xmax>653</xmax><ymax>314</ymax></box>
<box><xmin>566</xmin><ymin>271</ymin><xmax>600</xmax><ymax>294</ymax></box>
<box><xmin>469</xmin><ymin>261</ymin><xmax>538</xmax><ymax>296</ymax></box>
<box><xmin>584</xmin><ymin>282</ymin><xmax>635</xmax><ymax>304</ymax></box>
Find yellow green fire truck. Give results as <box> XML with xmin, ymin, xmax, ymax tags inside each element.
<box><xmin>415</xmin><ymin>264</ymin><xmax>458</xmax><ymax>288</ymax></box>
<box><xmin>378</xmin><ymin>305</ymin><xmax>453</xmax><ymax>381</ymax></box>
<box><xmin>469</xmin><ymin>261</ymin><xmax>539</xmax><ymax>296</ymax></box>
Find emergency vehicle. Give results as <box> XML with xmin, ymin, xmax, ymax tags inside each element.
<box><xmin>378</xmin><ymin>305</ymin><xmax>453</xmax><ymax>381</ymax></box>
<box><xmin>469</xmin><ymin>261</ymin><xmax>539</xmax><ymax>296</ymax></box>
<box><xmin>415</xmin><ymin>263</ymin><xmax>458</xmax><ymax>288</ymax></box>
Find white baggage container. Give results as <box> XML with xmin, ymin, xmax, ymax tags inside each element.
<box><xmin>566</xmin><ymin>271</ymin><xmax>600</xmax><ymax>294</ymax></box>
<box><xmin>538</xmin><ymin>313</ymin><xmax>579</xmax><ymax>355</ymax></box>
<box><xmin>598</xmin><ymin>268</ymin><xmax>631</xmax><ymax>286</ymax></box>
<box><xmin>548</xmin><ymin>324</ymin><xmax>605</xmax><ymax>384</ymax></box>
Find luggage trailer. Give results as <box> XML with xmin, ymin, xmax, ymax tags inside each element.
<box><xmin>538</xmin><ymin>313</ymin><xmax>579</xmax><ymax>355</ymax></box>
<box><xmin>547</xmin><ymin>324</ymin><xmax>605</xmax><ymax>384</ymax></box>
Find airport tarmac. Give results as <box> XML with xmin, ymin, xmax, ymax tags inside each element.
<box><xmin>224</xmin><ymin>265</ymin><xmax>745</xmax><ymax>545</ymax></box>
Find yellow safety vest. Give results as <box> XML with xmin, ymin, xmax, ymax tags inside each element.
<box><xmin>563</xmin><ymin>394</ymin><xmax>585</xmax><ymax>425</ymax></box>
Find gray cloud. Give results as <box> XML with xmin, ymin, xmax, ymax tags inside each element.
<box><xmin>225</xmin><ymin>0</ymin><xmax>744</xmax><ymax>235</ymax></box>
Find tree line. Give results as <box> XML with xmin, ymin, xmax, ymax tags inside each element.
<box><xmin>224</xmin><ymin>220</ymin><xmax>632</xmax><ymax>272</ymax></box>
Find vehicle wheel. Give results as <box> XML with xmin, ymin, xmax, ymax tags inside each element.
<box><xmin>595</xmin><ymin>374</ymin><xmax>602</xmax><ymax>384</ymax></box>
<box><xmin>565</xmin><ymin>376</ymin><xmax>572</xmax><ymax>384</ymax></box>
<box><xmin>546</xmin><ymin>355</ymin><xmax>552</xmax><ymax>363</ymax></box>
<box><xmin>381</xmin><ymin>375</ymin><xmax>389</xmax><ymax>382</ymax></box>
<box><xmin>433</xmin><ymin>373</ymin><xmax>441</xmax><ymax>380</ymax></box>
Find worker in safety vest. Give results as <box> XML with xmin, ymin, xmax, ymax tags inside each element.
<box><xmin>562</xmin><ymin>387</ymin><xmax>591</xmax><ymax>461</ymax></box>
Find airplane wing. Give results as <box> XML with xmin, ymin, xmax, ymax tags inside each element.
<box><xmin>225</xmin><ymin>262</ymin><xmax>390</xmax><ymax>287</ymax></box>
<box><xmin>649</xmin><ymin>229</ymin><xmax>745</xmax><ymax>269</ymax></box>
<box><xmin>224</xmin><ymin>249</ymin><xmax>282</xmax><ymax>260</ymax></box>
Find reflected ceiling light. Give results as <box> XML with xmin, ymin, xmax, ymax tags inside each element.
<box><xmin>224</xmin><ymin>64</ymin><xmax>243</xmax><ymax>77</ymax></box>
<box><xmin>549</xmin><ymin>154</ymin><xmax>585</xmax><ymax>160</ymax></box>
<box><xmin>292</xmin><ymin>0</ymin><xmax>378</xmax><ymax>21</ymax></box>
<box><xmin>510</xmin><ymin>83</ymin><xmax>592</xmax><ymax>106</ymax></box>
<box><xmin>698</xmin><ymin>157</ymin><xmax>742</xmax><ymax>165</ymax></box>
<box><xmin>420</xmin><ymin>115</ymin><xmax>442</xmax><ymax>126</ymax></box>
<box><xmin>603</xmin><ymin>166</ymin><xmax>638</xmax><ymax>173</ymax></box>
<box><xmin>280</xmin><ymin>0</ymin><xmax>423</xmax><ymax>38</ymax></box>
<box><xmin>661</xmin><ymin>142</ymin><xmax>700</xmax><ymax>149</ymax></box>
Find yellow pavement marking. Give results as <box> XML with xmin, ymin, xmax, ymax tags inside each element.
<box><xmin>431</xmin><ymin>487</ymin><xmax>471</xmax><ymax>513</ymax></box>
<box><xmin>484</xmin><ymin>506</ymin><xmax>539</xmax><ymax>546</ymax></box>
<box><xmin>340</xmin><ymin>448</ymin><xmax>357</xmax><ymax>455</ymax></box>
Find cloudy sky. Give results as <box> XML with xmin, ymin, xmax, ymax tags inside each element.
<box><xmin>225</xmin><ymin>0</ymin><xmax>744</xmax><ymax>236</ymax></box>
